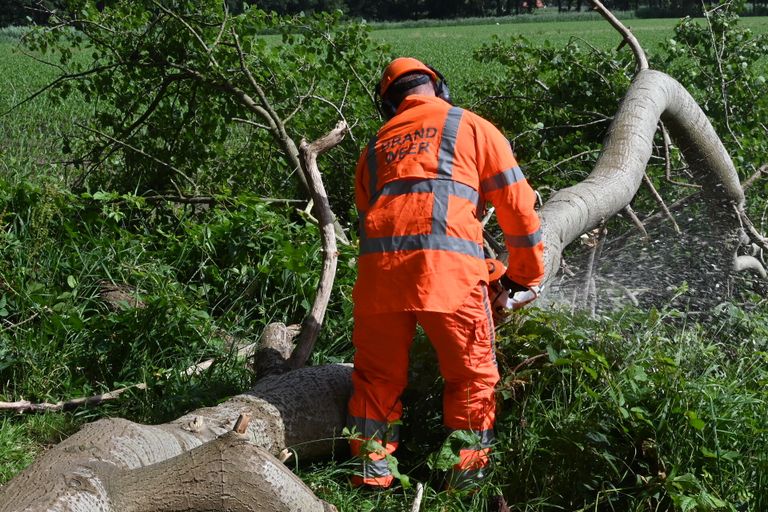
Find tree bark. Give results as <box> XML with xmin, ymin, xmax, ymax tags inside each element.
<box><xmin>0</xmin><ymin>357</ymin><xmax>351</xmax><ymax>512</ymax></box>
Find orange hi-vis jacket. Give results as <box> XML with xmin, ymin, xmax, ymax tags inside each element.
<box><xmin>353</xmin><ymin>95</ymin><xmax>545</xmax><ymax>314</ymax></box>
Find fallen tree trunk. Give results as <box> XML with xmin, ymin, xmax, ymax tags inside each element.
<box><xmin>0</xmin><ymin>70</ymin><xmax>761</xmax><ymax>512</ymax></box>
<box><xmin>0</xmin><ymin>352</ymin><xmax>351</xmax><ymax>512</ymax></box>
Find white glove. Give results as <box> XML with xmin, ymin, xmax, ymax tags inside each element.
<box><xmin>508</xmin><ymin>286</ymin><xmax>540</xmax><ymax>310</ymax></box>
<box><xmin>491</xmin><ymin>281</ymin><xmax>540</xmax><ymax>322</ymax></box>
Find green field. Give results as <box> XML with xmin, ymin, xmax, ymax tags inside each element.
<box><xmin>4</xmin><ymin>15</ymin><xmax>767</xmax><ymax>152</ymax></box>
<box><xmin>374</xmin><ymin>16</ymin><xmax>768</xmax><ymax>95</ymax></box>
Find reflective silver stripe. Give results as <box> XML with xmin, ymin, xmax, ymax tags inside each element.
<box><xmin>379</xmin><ymin>178</ymin><xmax>478</xmax><ymax>203</ymax></box>
<box><xmin>366</xmin><ymin>137</ymin><xmax>379</xmax><ymax>207</ymax></box>
<box><xmin>480</xmin><ymin>285</ymin><xmax>496</xmax><ymax>361</ymax></box>
<box><xmin>347</xmin><ymin>415</ymin><xmax>400</xmax><ymax>442</ymax></box>
<box><xmin>358</xmin><ymin>213</ymin><xmax>367</xmax><ymax>241</ymax></box>
<box><xmin>481</xmin><ymin>166</ymin><xmax>525</xmax><ymax>194</ymax></box>
<box><xmin>448</xmin><ymin>428</ymin><xmax>495</xmax><ymax>449</ymax></box>
<box><xmin>437</xmin><ymin>107</ymin><xmax>464</xmax><ymax>179</ymax></box>
<box><xmin>433</xmin><ymin>108</ymin><xmax>464</xmax><ymax>235</ymax></box>
<box><xmin>363</xmin><ymin>457</ymin><xmax>392</xmax><ymax>478</ymax></box>
<box><xmin>505</xmin><ymin>228</ymin><xmax>542</xmax><ymax>248</ymax></box>
<box><xmin>360</xmin><ymin>234</ymin><xmax>483</xmax><ymax>259</ymax></box>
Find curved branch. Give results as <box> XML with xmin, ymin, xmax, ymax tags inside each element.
<box><xmin>539</xmin><ymin>69</ymin><xmax>745</xmax><ymax>287</ymax></box>
<box><xmin>287</xmin><ymin>122</ymin><xmax>349</xmax><ymax>371</ymax></box>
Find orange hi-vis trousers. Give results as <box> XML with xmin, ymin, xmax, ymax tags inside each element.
<box><xmin>347</xmin><ymin>284</ymin><xmax>499</xmax><ymax>488</ymax></box>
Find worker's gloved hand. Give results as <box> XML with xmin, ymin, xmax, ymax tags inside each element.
<box><xmin>493</xmin><ymin>275</ymin><xmax>540</xmax><ymax>316</ymax></box>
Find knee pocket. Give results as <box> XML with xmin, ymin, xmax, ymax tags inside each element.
<box><xmin>465</xmin><ymin>318</ymin><xmax>495</xmax><ymax>368</ymax></box>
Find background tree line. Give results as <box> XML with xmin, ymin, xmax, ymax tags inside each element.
<box><xmin>2</xmin><ymin>0</ymin><xmax>767</xmax><ymax>27</ymax></box>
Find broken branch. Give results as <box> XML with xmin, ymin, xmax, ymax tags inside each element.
<box><xmin>590</xmin><ymin>0</ymin><xmax>648</xmax><ymax>72</ymax></box>
<box><xmin>0</xmin><ymin>383</ymin><xmax>147</xmax><ymax>413</ymax></box>
<box><xmin>287</xmin><ymin>121</ymin><xmax>349</xmax><ymax>371</ymax></box>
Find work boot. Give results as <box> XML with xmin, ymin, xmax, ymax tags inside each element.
<box><xmin>488</xmin><ymin>494</ymin><xmax>510</xmax><ymax>512</ymax></box>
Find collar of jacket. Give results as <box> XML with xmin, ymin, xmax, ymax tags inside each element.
<box><xmin>392</xmin><ymin>94</ymin><xmax>446</xmax><ymax>118</ymax></box>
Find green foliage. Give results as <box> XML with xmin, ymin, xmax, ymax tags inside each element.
<box><xmin>2</xmin><ymin>7</ymin><xmax>768</xmax><ymax>512</ymax></box>
<box><xmin>471</xmin><ymin>35</ymin><xmax>633</xmax><ymax>190</ymax></box>
<box><xmin>491</xmin><ymin>301</ymin><xmax>768</xmax><ymax>510</ymax></box>
<box><xmin>658</xmin><ymin>10</ymin><xmax>768</xmax><ymax>190</ymax></box>
<box><xmin>22</xmin><ymin>1</ymin><xmax>384</xmax><ymax>216</ymax></box>
<box><xmin>0</xmin><ymin>178</ymin><xmax>356</xmax><ymax>427</ymax></box>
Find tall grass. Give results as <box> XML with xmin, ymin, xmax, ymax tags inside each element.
<box><xmin>292</xmin><ymin>300</ymin><xmax>768</xmax><ymax>511</ymax></box>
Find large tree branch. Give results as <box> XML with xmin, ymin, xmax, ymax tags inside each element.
<box><xmin>539</xmin><ymin>69</ymin><xmax>747</xmax><ymax>286</ymax></box>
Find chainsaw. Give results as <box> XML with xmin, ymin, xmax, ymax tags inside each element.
<box><xmin>485</xmin><ymin>258</ymin><xmax>540</xmax><ymax>322</ymax></box>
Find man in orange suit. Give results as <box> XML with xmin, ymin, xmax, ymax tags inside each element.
<box><xmin>347</xmin><ymin>57</ymin><xmax>545</xmax><ymax>489</ymax></box>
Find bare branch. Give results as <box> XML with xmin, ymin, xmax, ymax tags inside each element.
<box><xmin>0</xmin><ymin>384</ymin><xmax>147</xmax><ymax>413</ymax></box>
<box><xmin>742</xmin><ymin>164</ymin><xmax>767</xmax><ymax>191</ymax></box>
<box><xmin>622</xmin><ymin>205</ymin><xmax>649</xmax><ymax>240</ymax></box>
<box><xmin>735</xmin><ymin>205</ymin><xmax>768</xmax><ymax>254</ymax></box>
<box><xmin>581</xmin><ymin>224</ymin><xmax>607</xmax><ymax>316</ymax></box>
<box><xmin>541</xmin><ymin>149</ymin><xmax>601</xmax><ymax>173</ymax></box>
<box><xmin>411</xmin><ymin>482</ymin><xmax>425</xmax><ymax>512</ymax></box>
<box><xmin>511</xmin><ymin>353</ymin><xmax>548</xmax><ymax>374</ymax></box>
<box><xmin>144</xmin><ymin>195</ymin><xmax>217</xmax><ymax>205</ymax></box>
<box><xmin>1</xmin><ymin>312</ymin><xmax>39</xmax><ymax>332</ymax></box>
<box><xmin>310</xmin><ymin>94</ymin><xmax>357</xmax><ymax>144</ymax></box>
<box><xmin>660</xmin><ymin>121</ymin><xmax>701</xmax><ymax>188</ymax></box>
<box><xmin>589</xmin><ymin>0</ymin><xmax>648</xmax><ymax>72</ymax></box>
<box><xmin>642</xmin><ymin>173</ymin><xmax>681</xmax><ymax>233</ymax></box>
<box><xmin>232</xmin><ymin>117</ymin><xmax>271</xmax><ymax>131</ymax></box>
<box><xmin>284</xmin><ymin>78</ymin><xmax>317</xmax><ymax>124</ymax></box>
<box><xmin>210</xmin><ymin>4</ymin><xmax>230</xmax><ymax>54</ymax></box>
<box><xmin>287</xmin><ymin>121</ymin><xmax>348</xmax><ymax>370</ymax></box>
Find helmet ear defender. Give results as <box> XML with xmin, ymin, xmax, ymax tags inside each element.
<box><xmin>429</xmin><ymin>65</ymin><xmax>451</xmax><ymax>105</ymax></box>
<box><xmin>376</xmin><ymin>64</ymin><xmax>451</xmax><ymax>120</ymax></box>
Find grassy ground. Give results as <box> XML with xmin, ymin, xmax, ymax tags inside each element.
<box><xmin>0</xmin><ymin>34</ymin><xmax>85</xmax><ymax>186</ymax></box>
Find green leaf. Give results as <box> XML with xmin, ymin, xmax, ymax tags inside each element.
<box><xmin>685</xmin><ymin>411</ymin><xmax>706</xmax><ymax>431</ymax></box>
<box><xmin>67</xmin><ymin>275</ymin><xmax>78</xmax><ymax>289</ymax></box>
